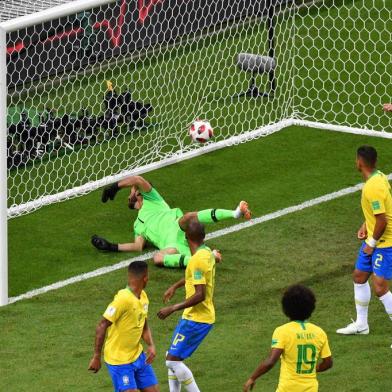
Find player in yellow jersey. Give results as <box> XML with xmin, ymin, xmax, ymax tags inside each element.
<box><xmin>88</xmin><ymin>261</ymin><xmax>159</xmax><ymax>392</ymax></box>
<box><xmin>157</xmin><ymin>220</ymin><xmax>216</xmax><ymax>392</ymax></box>
<box><xmin>243</xmin><ymin>285</ymin><xmax>333</xmax><ymax>392</ymax></box>
<box><xmin>337</xmin><ymin>146</ymin><xmax>392</xmax><ymax>340</ymax></box>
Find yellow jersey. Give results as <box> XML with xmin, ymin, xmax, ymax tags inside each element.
<box><xmin>271</xmin><ymin>321</ymin><xmax>331</xmax><ymax>392</ymax></box>
<box><xmin>103</xmin><ymin>288</ymin><xmax>149</xmax><ymax>365</ymax></box>
<box><xmin>361</xmin><ymin>171</ymin><xmax>392</xmax><ymax>248</ymax></box>
<box><xmin>182</xmin><ymin>245</ymin><xmax>216</xmax><ymax>324</ymax></box>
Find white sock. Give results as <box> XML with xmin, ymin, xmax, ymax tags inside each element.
<box><xmin>379</xmin><ymin>291</ymin><xmax>392</xmax><ymax>321</ymax></box>
<box><xmin>354</xmin><ymin>281</ymin><xmax>370</xmax><ymax>327</ymax></box>
<box><xmin>168</xmin><ymin>368</ymin><xmax>181</xmax><ymax>392</ymax></box>
<box><xmin>234</xmin><ymin>206</ymin><xmax>241</xmax><ymax>218</ymax></box>
<box><xmin>166</xmin><ymin>360</ymin><xmax>200</xmax><ymax>392</ymax></box>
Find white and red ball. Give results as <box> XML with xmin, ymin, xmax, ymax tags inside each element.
<box><xmin>189</xmin><ymin>120</ymin><xmax>213</xmax><ymax>143</ymax></box>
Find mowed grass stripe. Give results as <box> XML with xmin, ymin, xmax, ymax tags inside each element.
<box><xmin>9</xmin><ymin>173</ymin><xmax>392</xmax><ymax>305</ymax></box>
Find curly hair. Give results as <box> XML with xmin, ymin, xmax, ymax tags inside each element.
<box><xmin>282</xmin><ymin>284</ymin><xmax>316</xmax><ymax>321</ymax></box>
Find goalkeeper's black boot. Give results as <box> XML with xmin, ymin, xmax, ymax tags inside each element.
<box><xmin>91</xmin><ymin>235</ymin><xmax>118</xmax><ymax>252</ymax></box>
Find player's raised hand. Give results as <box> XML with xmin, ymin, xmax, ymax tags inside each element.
<box><xmin>88</xmin><ymin>354</ymin><xmax>101</xmax><ymax>373</ymax></box>
<box><xmin>163</xmin><ymin>286</ymin><xmax>176</xmax><ymax>303</ymax></box>
<box><xmin>243</xmin><ymin>378</ymin><xmax>255</xmax><ymax>391</ymax></box>
<box><xmin>145</xmin><ymin>344</ymin><xmax>157</xmax><ymax>364</ymax></box>
<box><xmin>101</xmin><ymin>182</ymin><xmax>120</xmax><ymax>203</ymax></box>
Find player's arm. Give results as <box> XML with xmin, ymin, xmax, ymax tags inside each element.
<box><xmin>363</xmin><ymin>184</ymin><xmax>388</xmax><ymax>254</ymax></box>
<box><xmin>118</xmin><ymin>235</ymin><xmax>146</xmax><ymax>252</ymax></box>
<box><xmin>372</xmin><ymin>213</ymin><xmax>388</xmax><ymax>241</ymax></box>
<box><xmin>92</xmin><ymin>234</ymin><xmax>145</xmax><ymax>252</ymax></box>
<box><xmin>364</xmin><ymin>213</ymin><xmax>387</xmax><ymax>254</ymax></box>
<box><xmin>118</xmin><ymin>176</ymin><xmax>151</xmax><ymax>192</ymax></box>
<box><xmin>243</xmin><ymin>348</ymin><xmax>283</xmax><ymax>391</ymax></box>
<box><xmin>162</xmin><ymin>278</ymin><xmax>186</xmax><ymax>303</ymax></box>
<box><xmin>88</xmin><ymin>317</ymin><xmax>112</xmax><ymax>373</ymax></box>
<box><xmin>316</xmin><ymin>356</ymin><xmax>333</xmax><ymax>372</ymax></box>
<box><xmin>101</xmin><ymin>175</ymin><xmax>152</xmax><ymax>202</ymax></box>
<box><xmin>157</xmin><ymin>283</ymin><xmax>205</xmax><ymax>320</ymax></box>
<box><xmin>142</xmin><ymin>319</ymin><xmax>157</xmax><ymax>364</ymax></box>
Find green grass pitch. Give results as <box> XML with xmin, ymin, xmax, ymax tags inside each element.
<box><xmin>2</xmin><ymin>126</ymin><xmax>392</xmax><ymax>391</ymax></box>
<box><xmin>2</xmin><ymin>0</ymin><xmax>392</xmax><ymax>390</ymax></box>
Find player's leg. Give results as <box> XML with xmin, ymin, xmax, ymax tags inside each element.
<box><xmin>178</xmin><ymin>201</ymin><xmax>251</xmax><ymax>231</ymax></box>
<box><xmin>153</xmin><ymin>248</ymin><xmax>189</xmax><ymax>268</ymax></box>
<box><xmin>158</xmin><ymin>228</ymin><xmax>192</xmax><ymax>268</ymax></box>
<box><xmin>166</xmin><ymin>355</ymin><xmax>199</xmax><ymax>392</ymax></box>
<box><xmin>371</xmin><ymin>247</ymin><xmax>392</xmax><ymax>337</ymax></box>
<box><xmin>337</xmin><ymin>242</ymin><xmax>372</xmax><ymax>335</ymax></box>
<box><xmin>168</xmin><ymin>366</ymin><xmax>182</xmax><ymax>392</ymax></box>
<box><xmin>141</xmin><ymin>387</ymin><xmax>160</xmax><ymax>392</ymax></box>
<box><xmin>352</xmin><ymin>268</ymin><xmax>372</xmax><ymax>329</ymax></box>
<box><xmin>165</xmin><ymin>319</ymin><xmax>213</xmax><ymax>392</ymax></box>
<box><xmin>134</xmin><ymin>352</ymin><xmax>160</xmax><ymax>392</ymax></box>
<box><xmin>106</xmin><ymin>362</ymin><xmax>138</xmax><ymax>392</ymax></box>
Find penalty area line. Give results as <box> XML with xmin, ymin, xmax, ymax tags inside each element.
<box><xmin>8</xmin><ymin>174</ymin><xmax>392</xmax><ymax>305</ymax></box>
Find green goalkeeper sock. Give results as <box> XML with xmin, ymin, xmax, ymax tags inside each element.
<box><xmin>163</xmin><ymin>254</ymin><xmax>191</xmax><ymax>268</ymax></box>
<box><xmin>197</xmin><ymin>209</ymin><xmax>236</xmax><ymax>224</ymax></box>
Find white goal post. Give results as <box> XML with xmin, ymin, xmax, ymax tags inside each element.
<box><xmin>0</xmin><ymin>0</ymin><xmax>118</xmax><ymax>305</ymax></box>
<box><xmin>0</xmin><ymin>0</ymin><xmax>390</xmax><ymax>305</ymax></box>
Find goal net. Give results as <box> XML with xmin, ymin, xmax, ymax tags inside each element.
<box><xmin>2</xmin><ymin>0</ymin><xmax>391</xmax><ymax>219</ymax></box>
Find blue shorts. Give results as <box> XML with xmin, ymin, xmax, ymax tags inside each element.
<box><xmin>168</xmin><ymin>318</ymin><xmax>213</xmax><ymax>360</ymax></box>
<box><xmin>106</xmin><ymin>352</ymin><xmax>158</xmax><ymax>392</ymax></box>
<box><xmin>356</xmin><ymin>242</ymin><xmax>392</xmax><ymax>280</ymax></box>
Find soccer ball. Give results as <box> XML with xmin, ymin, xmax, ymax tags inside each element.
<box><xmin>189</xmin><ymin>120</ymin><xmax>213</xmax><ymax>143</ymax></box>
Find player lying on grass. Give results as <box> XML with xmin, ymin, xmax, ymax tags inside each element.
<box><xmin>337</xmin><ymin>146</ymin><xmax>392</xmax><ymax>343</ymax></box>
<box><xmin>91</xmin><ymin>175</ymin><xmax>251</xmax><ymax>268</ymax></box>
<box><xmin>157</xmin><ymin>220</ymin><xmax>216</xmax><ymax>392</ymax></box>
<box><xmin>88</xmin><ymin>261</ymin><xmax>159</xmax><ymax>392</ymax></box>
<box><xmin>243</xmin><ymin>285</ymin><xmax>333</xmax><ymax>392</ymax></box>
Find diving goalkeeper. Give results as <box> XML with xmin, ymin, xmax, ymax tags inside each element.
<box><xmin>91</xmin><ymin>175</ymin><xmax>251</xmax><ymax>268</ymax></box>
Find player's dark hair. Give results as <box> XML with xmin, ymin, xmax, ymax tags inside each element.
<box><xmin>357</xmin><ymin>145</ymin><xmax>377</xmax><ymax>167</ymax></box>
<box><xmin>282</xmin><ymin>284</ymin><xmax>316</xmax><ymax>321</ymax></box>
<box><xmin>128</xmin><ymin>193</ymin><xmax>138</xmax><ymax>209</ymax></box>
<box><xmin>186</xmin><ymin>220</ymin><xmax>206</xmax><ymax>244</ymax></box>
<box><xmin>128</xmin><ymin>181</ymin><xmax>152</xmax><ymax>209</ymax></box>
<box><xmin>128</xmin><ymin>260</ymin><xmax>148</xmax><ymax>277</ymax></box>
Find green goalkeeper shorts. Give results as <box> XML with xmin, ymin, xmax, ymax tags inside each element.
<box><xmin>162</xmin><ymin>216</ymin><xmax>191</xmax><ymax>256</ymax></box>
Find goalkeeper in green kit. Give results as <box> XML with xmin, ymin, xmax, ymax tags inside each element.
<box><xmin>91</xmin><ymin>175</ymin><xmax>251</xmax><ymax>268</ymax></box>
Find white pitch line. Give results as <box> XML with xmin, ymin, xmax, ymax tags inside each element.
<box><xmin>8</xmin><ymin>174</ymin><xmax>392</xmax><ymax>305</ymax></box>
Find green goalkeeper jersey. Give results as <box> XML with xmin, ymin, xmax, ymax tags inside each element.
<box><xmin>133</xmin><ymin>188</ymin><xmax>188</xmax><ymax>253</ymax></box>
